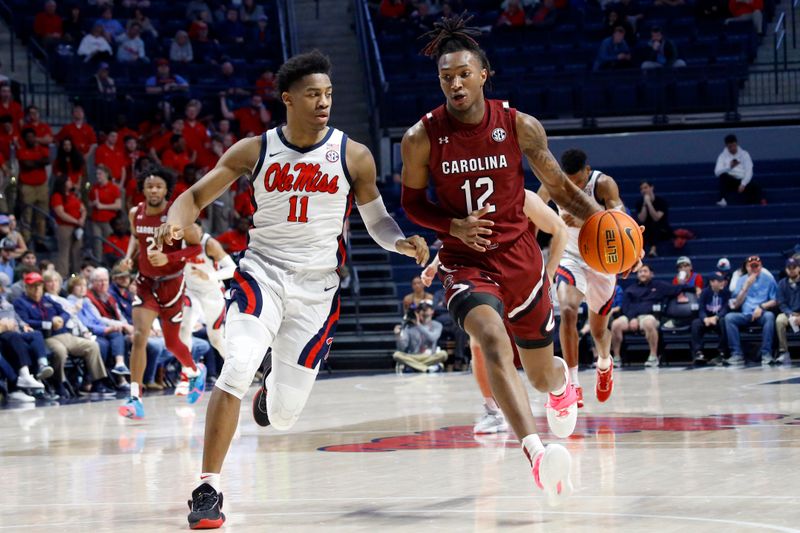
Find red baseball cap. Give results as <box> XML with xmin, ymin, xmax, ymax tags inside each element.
<box><xmin>23</xmin><ymin>272</ymin><xmax>44</xmax><ymax>285</ymax></box>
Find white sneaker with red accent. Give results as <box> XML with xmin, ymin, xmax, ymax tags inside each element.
<box><xmin>545</xmin><ymin>358</ymin><xmax>579</xmax><ymax>438</ymax></box>
<box><xmin>532</xmin><ymin>444</ymin><xmax>573</xmax><ymax>505</ymax></box>
<box><xmin>175</xmin><ymin>374</ymin><xmax>189</xmax><ymax>397</ymax></box>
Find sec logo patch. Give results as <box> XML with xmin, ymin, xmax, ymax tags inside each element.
<box><xmin>326</xmin><ymin>150</ymin><xmax>340</xmax><ymax>163</ymax></box>
<box><xmin>491</xmin><ymin>128</ymin><xmax>506</xmax><ymax>142</ymax></box>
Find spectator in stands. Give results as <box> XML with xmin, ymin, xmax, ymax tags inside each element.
<box><xmin>717</xmin><ymin>257</ymin><xmax>732</xmax><ymax>280</ymax></box>
<box><xmin>161</xmin><ymin>135</ymin><xmax>194</xmax><ymax>175</ymax></box>
<box><xmin>17</xmin><ymin>128</ymin><xmax>50</xmax><ymax>242</ymax></box>
<box><xmin>611</xmin><ymin>264</ymin><xmax>690</xmax><ymax>367</ymax></box>
<box><xmin>496</xmin><ymin>0</ymin><xmax>531</xmax><ymax>28</ymax></box>
<box><xmin>221</xmin><ymin>8</ymin><xmax>248</xmax><ymax>45</ymax></box>
<box><xmin>603</xmin><ymin>9</ymin><xmax>636</xmax><ymax>47</ymax></box>
<box><xmin>123</xmin><ymin>135</ymin><xmax>144</xmax><ymax>180</ymax></box>
<box><xmin>190</xmin><ymin>21</ymin><xmax>220</xmax><ymax>64</ymax></box>
<box><xmin>23</xmin><ymin>105</ymin><xmax>53</xmax><ymax>146</ymax></box>
<box><xmin>725</xmin><ymin>255</ymin><xmax>777</xmax><ymax>365</ymax></box>
<box><xmin>726</xmin><ymin>0</ymin><xmax>763</xmax><ymax>34</ymax></box>
<box><xmin>91</xmin><ymin>63</ymin><xmax>119</xmax><ymax>131</ymax></box>
<box><xmin>232</xmin><ymin>175</ymin><xmax>255</xmax><ymax>218</ymax></box>
<box><xmin>78</xmin><ymin>23</ymin><xmax>114</xmax><ymax>64</ymax></box>
<box><xmin>50</xmin><ymin>175</ymin><xmax>86</xmax><ymax>277</ymax></box>
<box><xmin>0</xmin><ymin>287</ymin><xmax>52</xmax><ymax>393</ymax></box>
<box><xmin>103</xmin><ymin>215</ymin><xmax>130</xmax><ymax>266</ymax></box>
<box><xmin>115</xmin><ymin>22</ymin><xmax>148</xmax><ymax>64</ymax></box>
<box><xmin>393</xmin><ymin>301</ymin><xmax>448</xmax><ymax>373</ymax></box>
<box><xmin>56</xmin><ymin>105</ymin><xmax>97</xmax><ymax>156</ymax></box>
<box><xmin>215</xmin><ymin>216</ymin><xmax>250</xmax><ymax>255</ymax></box>
<box><xmin>641</xmin><ymin>26</ymin><xmax>687</xmax><ymax>69</ymax></box>
<box><xmin>95</xmin><ymin>132</ymin><xmax>126</xmax><ymax>184</ymax></box>
<box><xmin>34</xmin><ymin>0</ymin><xmax>63</xmax><ymax>45</ymax></box>
<box><xmin>636</xmin><ymin>180</ymin><xmax>672</xmax><ymax>257</ymax></box>
<box><xmin>14</xmin><ymin>272</ymin><xmax>113</xmax><ymax>397</ymax></box>
<box><xmin>170</xmin><ymin>31</ymin><xmax>194</xmax><ymax>64</ymax></box>
<box><xmin>673</xmin><ymin>256</ymin><xmax>704</xmax><ymax>295</ymax></box>
<box><xmin>696</xmin><ymin>0</ymin><xmax>730</xmax><ymax>19</ymax></box>
<box><xmin>89</xmin><ymin>165</ymin><xmax>122</xmax><ymax>260</ymax></box>
<box><xmin>182</xmin><ymin>100</ymin><xmax>209</xmax><ymax>154</ymax></box>
<box><xmin>0</xmin><ymin>84</ymin><xmax>22</xmax><ymax>127</ymax></box>
<box><xmin>13</xmin><ymin>253</ymin><xmax>38</xmax><ymax>285</ymax></box>
<box><xmin>240</xmin><ymin>0</ymin><xmax>266</xmax><ymax>22</ymax></box>
<box><xmin>97</xmin><ymin>6</ymin><xmax>125</xmax><ymax>41</ymax></box>
<box><xmin>594</xmin><ymin>26</ymin><xmax>633</xmax><ymax>70</ymax></box>
<box><xmin>220</xmin><ymin>94</ymin><xmax>271</xmax><ymax>137</ymax></box>
<box><xmin>186</xmin><ymin>1</ymin><xmax>211</xmax><ymax>21</ymax></box>
<box><xmin>62</xmin><ymin>5</ymin><xmax>86</xmax><ymax>45</ymax></box>
<box><xmin>109</xmin><ymin>264</ymin><xmax>134</xmax><ymax>323</ymax></box>
<box><xmin>145</xmin><ymin>59</ymin><xmax>190</xmax><ymax>120</ymax></box>
<box><xmin>0</xmin><ymin>237</ymin><xmax>16</xmax><ymax>281</ymax></box>
<box><xmin>0</xmin><ymin>116</ymin><xmax>18</xmax><ymax>162</ymax></box>
<box><xmin>129</xmin><ymin>8</ymin><xmax>158</xmax><ymax>40</ymax></box>
<box><xmin>250</xmin><ymin>14</ymin><xmax>272</xmax><ymax>51</ymax></box>
<box><xmin>691</xmin><ymin>271</ymin><xmax>730</xmax><ymax>364</ymax></box>
<box><xmin>255</xmin><ymin>69</ymin><xmax>278</xmax><ymax>103</ymax></box>
<box><xmin>402</xmin><ymin>276</ymin><xmax>434</xmax><ymax>312</ymax></box>
<box><xmin>715</xmin><ymin>134</ymin><xmax>764</xmax><ymax>206</ymax></box>
<box><xmin>54</xmin><ymin>138</ymin><xmax>87</xmax><ymax>187</ymax></box>
<box><xmin>775</xmin><ymin>257</ymin><xmax>800</xmax><ymax>365</ymax></box>
<box><xmin>43</xmin><ymin>271</ymin><xmax>70</xmax><ymax>309</ymax></box>
<box><xmin>380</xmin><ymin>0</ymin><xmax>409</xmax><ymax>19</ymax></box>
<box><xmin>219</xmin><ymin>61</ymin><xmax>250</xmax><ymax>101</ymax></box>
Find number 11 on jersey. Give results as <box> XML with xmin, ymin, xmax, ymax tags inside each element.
<box><xmin>461</xmin><ymin>177</ymin><xmax>497</xmax><ymax>214</ymax></box>
<box><xmin>287</xmin><ymin>195</ymin><xmax>309</xmax><ymax>223</ymax></box>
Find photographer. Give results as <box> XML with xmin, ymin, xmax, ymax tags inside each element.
<box><xmin>393</xmin><ymin>300</ymin><xmax>448</xmax><ymax>373</ymax></box>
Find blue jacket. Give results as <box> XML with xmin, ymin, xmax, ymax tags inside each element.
<box><xmin>13</xmin><ymin>294</ymin><xmax>71</xmax><ymax>336</ymax></box>
<box><xmin>109</xmin><ymin>283</ymin><xmax>133</xmax><ymax>323</ymax></box>
<box><xmin>595</xmin><ymin>37</ymin><xmax>631</xmax><ymax>69</ymax></box>
<box><xmin>622</xmin><ymin>280</ymin><xmax>685</xmax><ymax>319</ymax></box>
<box><xmin>698</xmin><ymin>286</ymin><xmax>731</xmax><ymax>319</ymax></box>
<box><xmin>777</xmin><ymin>277</ymin><xmax>800</xmax><ymax>315</ymax></box>
<box><xmin>68</xmin><ymin>295</ymin><xmax>107</xmax><ymax>336</ymax></box>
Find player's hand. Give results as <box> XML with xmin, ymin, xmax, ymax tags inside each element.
<box><xmin>561</xmin><ymin>213</ymin><xmax>582</xmax><ymax>228</ymax></box>
<box><xmin>119</xmin><ymin>257</ymin><xmax>133</xmax><ymax>271</ymax></box>
<box><xmin>420</xmin><ymin>263</ymin><xmax>436</xmax><ymax>287</ymax></box>
<box><xmin>190</xmin><ymin>266</ymin><xmax>209</xmax><ymax>281</ymax></box>
<box><xmin>147</xmin><ymin>250</ymin><xmax>169</xmax><ymax>267</ymax></box>
<box><xmin>450</xmin><ymin>205</ymin><xmax>494</xmax><ymax>252</ymax></box>
<box><xmin>396</xmin><ymin>235</ymin><xmax>429</xmax><ymax>265</ymax></box>
<box><xmin>619</xmin><ymin>225</ymin><xmax>646</xmax><ymax>279</ymax></box>
<box><xmin>154</xmin><ymin>222</ymin><xmax>184</xmax><ymax>248</ymax></box>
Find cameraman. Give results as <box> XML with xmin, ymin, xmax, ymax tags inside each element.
<box><xmin>393</xmin><ymin>300</ymin><xmax>448</xmax><ymax>373</ymax></box>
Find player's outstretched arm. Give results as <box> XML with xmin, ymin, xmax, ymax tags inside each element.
<box><xmin>156</xmin><ymin>136</ymin><xmax>261</xmax><ymax>247</ymax></box>
<box><xmin>524</xmin><ymin>190</ymin><xmax>567</xmax><ymax>282</ymax></box>
<box><xmin>348</xmin><ymin>137</ymin><xmax>429</xmax><ymax>265</ymax></box>
<box><xmin>516</xmin><ymin>112</ymin><xmax>601</xmax><ymax>221</ymax></box>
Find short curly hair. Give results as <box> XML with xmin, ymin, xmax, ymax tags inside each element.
<box><xmin>136</xmin><ymin>166</ymin><xmax>176</xmax><ymax>196</ymax></box>
<box><xmin>276</xmin><ymin>50</ymin><xmax>332</xmax><ymax>94</ymax></box>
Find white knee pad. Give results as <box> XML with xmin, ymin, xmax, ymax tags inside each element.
<box><xmin>216</xmin><ymin>316</ymin><xmax>271</xmax><ymax>399</ymax></box>
<box><xmin>266</xmin><ymin>358</ymin><xmax>318</xmax><ymax>431</ymax></box>
<box><xmin>208</xmin><ymin>326</ymin><xmax>227</xmax><ymax>359</ymax></box>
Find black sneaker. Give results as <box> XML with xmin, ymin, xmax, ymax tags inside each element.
<box><xmin>187</xmin><ymin>483</ymin><xmax>225</xmax><ymax>529</ymax></box>
<box><xmin>252</xmin><ymin>351</ymin><xmax>272</xmax><ymax>427</ymax></box>
<box><xmin>91</xmin><ymin>383</ymin><xmax>118</xmax><ymax>399</ymax></box>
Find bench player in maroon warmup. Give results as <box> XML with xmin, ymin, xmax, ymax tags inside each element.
<box><xmin>401</xmin><ymin>16</ymin><xmax>604</xmax><ymax>502</ymax></box>
<box><xmin>118</xmin><ymin>170</ymin><xmax>208</xmax><ymax>419</ymax></box>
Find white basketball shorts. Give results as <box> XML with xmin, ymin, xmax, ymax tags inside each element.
<box><xmin>555</xmin><ymin>252</ymin><xmax>617</xmax><ymax>316</ymax></box>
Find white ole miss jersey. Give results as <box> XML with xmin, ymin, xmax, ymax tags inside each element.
<box><xmin>184</xmin><ymin>233</ymin><xmax>222</xmax><ymax>292</ymax></box>
<box><xmin>247</xmin><ymin>126</ymin><xmax>353</xmax><ymax>272</ymax></box>
<box><xmin>555</xmin><ymin>170</ymin><xmax>610</xmax><ymax>259</ymax></box>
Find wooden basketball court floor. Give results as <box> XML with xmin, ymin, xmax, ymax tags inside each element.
<box><xmin>2</xmin><ymin>365</ymin><xmax>799</xmax><ymax>532</ymax></box>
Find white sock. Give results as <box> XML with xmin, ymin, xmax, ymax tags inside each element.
<box><xmin>521</xmin><ymin>434</ymin><xmax>545</xmax><ymax>465</ymax></box>
<box><xmin>484</xmin><ymin>397</ymin><xmax>499</xmax><ymax>412</ymax></box>
<box><xmin>550</xmin><ymin>359</ymin><xmax>567</xmax><ymax>396</ymax></box>
<box><xmin>597</xmin><ymin>356</ymin><xmax>611</xmax><ymax>371</ymax></box>
<box><xmin>19</xmin><ymin>366</ymin><xmax>31</xmax><ymax>378</ymax></box>
<box><xmin>183</xmin><ymin>365</ymin><xmax>199</xmax><ymax>378</ymax></box>
<box><xmin>200</xmin><ymin>473</ymin><xmax>221</xmax><ymax>493</ymax></box>
<box><xmin>569</xmin><ymin>366</ymin><xmax>579</xmax><ymax>387</ymax></box>
<box><xmin>130</xmin><ymin>382</ymin><xmax>140</xmax><ymax>399</ymax></box>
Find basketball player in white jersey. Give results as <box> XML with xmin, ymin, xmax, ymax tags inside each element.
<box><xmin>174</xmin><ymin>224</ymin><xmax>235</xmax><ymax>396</ymax></box>
<box><xmin>538</xmin><ymin>149</ymin><xmax>624</xmax><ymax>407</ymax></box>
<box><xmin>154</xmin><ymin>50</ymin><xmax>429</xmax><ymax>530</ymax></box>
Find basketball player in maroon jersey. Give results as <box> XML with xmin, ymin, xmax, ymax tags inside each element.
<box><xmin>117</xmin><ymin>169</ymin><xmax>208</xmax><ymax>419</ymax></box>
<box><xmin>401</xmin><ymin>16</ymin><xmax>602</xmax><ymax>502</ymax></box>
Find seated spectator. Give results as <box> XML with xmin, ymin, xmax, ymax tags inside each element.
<box><xmin>62</xmin><ymin>4</ymin><xmax>86</xmax><ymax>45</ymax></box>
<box><xmin>726</xmin><ymin>0</ymin><xmax>763</xmax><ymax>34</ymax></box>
<box><xmin>220</xmin><ymin>94</ymin><xmax>271</xmax><ymax>137</ymax></box>
<box><xmin>186</xmin><ymin>0</ymin><xmax>211</xmax><ymax>21</ymax></box>
<box><xmin>641</xmin><ymin>27</ymin><xmax>686</xmax><ymax>69</ymax></box>
<box><xmin>104</xmin><ymin>215</ymin><xmax>131</xmax><ymax>267</ymax></box>
<box><xmin>3</xmin><ymin>215</ymin><xmax>26</xmax><ymax>260</ymax></box>
<box><xmin>603</xmin><ymin>9</ymin><xmax>636</xmax><ymax>47</ymax></box>
<box><xmin>95</xmin><ymin>132</ymin><xmax>127</xmax><ymax>184</ymax></box>
<box><xmin>725</xmin><ymin>255</ymin><xmax>777</xmax><ymax>365</ymax></box>
<box><xmin>691</xmin><ymin>272</ymin><xmax>730</xmax><ymax>364</ymax></box>
<box><xmin>67</xmin><ymin>274</ymin><xmax>130</xmax><ymax>382</ymax></box>
<box><xmin>13</xmin><ymin>272</ymin><xmax>114</xmax><ymax>398</ymax></box>
<box><xmin>50</xmin><ymin>175</ymin><xmax>87</xmax><ymax>277</ymax></box>
<box><xmin>611</xmin><ymin>264</ymin><xmax>691</xmax><ymax>367</ymax></box>
<box><xmin>56</xmin><ymin>105</ymin><xmax>97</xmax><ymax>156</ymax></box>
<box><xmin>115</xmin><ymin>22</ymin><xmax>148</xmax><ymax>64</ymax></box>
<box><xmin>0</xmin><ymin>237</ymin><xmax>15</xmax><ymax>280</ymax></box>
<box><xmin>215</xmin><ymin>216</ymin><xmax>250</xmax><ymax>255</ymax></box>
<box><xmin>145</xmin><ymin>59</ymin><xmax>190</xmax><ymax>120</ymax></box>
<box><xmin>43</xmin><ymin>270</ymin><xmax>73</xmax><ymax>312</ymax></box>
<box><xmin>673</xmin><ymin>256</ymin><xmax>704</xmax><ymax>295</ymax></box>
<box><xmin>123</xmin><ymin>134</ymin><xmax>144</xmax><ymax>182</ymax></box>
<box><xmin>129</xmin><ymin>8</ymin><xmax>158</xmax><ymax>40</ymax></box>
<box><xmin>219</xmin><ymin>61</ymin><xmax>250</xmax><ymax>102</ymax></box>
<box><xmin>53</xmin><ymin>138</ymin><xmax>87</xmax><ymax>187</ymax></box>
<box><xmin>380</xmin><ymin>0</ymin><xmax>408</xmax><ymax>19</ymax></box>
<box><xmin>89</xmin><ymin>165</ymin><xmax>122</xmax><ymax>260</ymax></box>
<box><xmin>717</xmin><ymin>257</ymin><xmax>732</xmax><ymax>279</ymax></box>
<box><xmin>34</xmin><ymin>0</ymin><xmax>63</xmax><ymax>44</ymax></box>
<box><xmin>402</xmin><ymin>276</ymin><xmax>434</xmax><ymax>312</ymax></box>
<box><xmin>594</xmin><ymin>26</ymin><xmax>633</xmax><ymax>70</ymax></box>
<box><xmin>636</xmin><ymin>180</ymin><xmax>672</xmax><ymax>257</ymax></box>
<box><xmin>496</xmin><ymin>0</ymin><xmax>530</xmax><ymax>28</ymax></box>
<box><xmin>0</xmin><ymin>84</ymin><xmax>22</xmax><ymax>128</ymax></box>
<box><xmin>775</xmin><ymin>257</ymin><xmax>800</xmax><ymax>365</ymax></box>
<box><xmin>109</xmin><ymin>264</ymin><xmax>134</xmax><ymax>323</ymax></box>
<box><xmin>240</xmin><ymin>0</ymin><xmax>266</xmax><ymax>22</ymax></box>
<box><xmin>78</xmin><ymin>23</ymin><xmax>114</xmax><ymax>64</ymax></box>
<box><xmin>190</xmin><ymin>21</ymin><xmax>220</xmax><ymax>64</ymax></box>
<box><xmin>529</xmin><ymin>0</ymin><xmax>558</xmax><ymax>30</ymax></box>
<box><xmin>23</xmin><ymin>105</ymin><xmax>53</xmax><ymax>146</ymax></box>
<box><xmin>0</xmin><ymin>278</ymin><xmax>52</xmax><ymax>391</ymax></box>
<box><xmin>393</xmin><ymin>301</ymin><xmax>448</xmax><ymax>373</ymax></box>
<box><xmin>97</xmin><ymin>6</ymin><xmax>125</xmax><ymax>41</ymax></box>
<box><xmin>255</xmin><ymin>69</ymin><xmax>278</xmax><ymax>102</ymax></box>
<box><xmin>715</xmin><ymin>134</ymin><xmax>764</xmax><ymax>206</ymax></box>
<box><xmin>13</xmin><ymin>254</ymin><xmax>38</xmax><ymax>286</ymax></box>
<box><xmin>218</xmin><ymin>7</ymin><xmax>247</xmax><ymax>45</ymax></box>
<box><xmin>170</xmin><ymin>31</ymin><xmax>194</xmax><ymax>63</ymax></box>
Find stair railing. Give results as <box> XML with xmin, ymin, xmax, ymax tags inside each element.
<box><xmin>775</xmin><ymin>12</ymin><xmax>789</xmax><ymax>93</ymax></box>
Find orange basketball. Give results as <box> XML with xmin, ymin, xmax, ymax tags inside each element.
<box><xmin>578</xmin><ymin>210</ymin><xmax>643</xmax><ymax>275</ymax></box>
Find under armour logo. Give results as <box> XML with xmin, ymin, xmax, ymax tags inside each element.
<box><xmin>439</xmin><ymin>136</ymin><xmax>449</xmax><ymax>144</ymax></box>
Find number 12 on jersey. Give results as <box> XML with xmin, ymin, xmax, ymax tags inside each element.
<box><xmin>461</xmin><ymin>177</ymin><xmax>497</xmax><ymax>214</ymax></box>
<box><xmin>287</xmin><ymin>195</ymin><xmax>309</xmax><ymax>223</ymax></box>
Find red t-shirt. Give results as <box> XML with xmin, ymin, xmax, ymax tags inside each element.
<box><xmin>51</xmin><ymin>191</ymin><xmax>83</xmax><ymax>226</ymax></box>
<box><xmin>54</xmin><ymin>159</ymin><xmax>85</xmax><ymax>186</ymax></box>
<box><xmin>162</xmin><ymin>149</ymin><xmax>192</xmax><ymax>174</ymax></box>
<box><xmin>17</xmin><ymin>144</ymin><xmax>50</xmax><ymax>186</ymax></box>
<box><xmin>0</xmin><ymin>128</ymin><xmax>18</xmax><ymax>160</ymax></box>
<box><xmin>195</xmin><ymin>148</ymin><xmax>220</xmax><ymax>172</ymax></box>
<box><xmin>379</xmin><ymin>0</ymin><xmax>406</xmax><ymax>18</ymax></box>
<box><xmin>216</xmin><ymin>229</ymin><xmax>247</xmax><ymax>254</ymax></box>
<box><xmin>170</xmin><ymin>180</ymin><xmax>190</xmax><ymax>201</ymax></box>
<box><xmin>115</xmin><ymin>127</ymin><xmax>139</xmax><ymax>150</ymax></box>
<box><xmin>89</xmin><ymin>181</ymin><xmax>121</xmax><ymax>223</ymax></box>
<box><xmin>95</xmin><ymin>143</ymin><xmax>127</xmax><ymax>181</ymax></box>
<box><xmin>233</xmin><ymin>190</ymin><xmax>255</xmax><ymax>217</ymax></box>
<box><xmin>0</xmin><ymin>101</ymin><xmax>23</xmax><ymax>127</ymax></box>
<box><xmin>56</xmin><ymin>122</ymin><xmax>97</xmax><ymax>155</ymax></box>
<box><xmin>234</xmin><ymin>107</ymin><xmax>266</xmax><ymax>137</ymax></box>
<box><xmin>182</xmin><ymin>120</ymin><xmax>209</xmax><ymax>154</ymax></box>
<box><xmin>149</xmin><ymin>130</ymin><xmax>173</xmax><ymax>154</ymax></box>
<box><xmin>105</xmin><ymin>233</ymin><xmax>130</xmax><ymax>256</ymax></box>
<box><xmin>23</xmin><ymin>121</ymin><xmax>53</xmax><ymax>142</ymax></box>
<box><xmin>126</xmin><ymin>178</ymin><xmax>144</xmax><ymax>208</ymax></box>
<box><xmin>729</xmin><ymin>0</ymin><xmax>763</xmax><ymax>17</ymax></box>
<box><xmin>34</xmin><ymin>12</ymin><xmax>63</xmax><ymax>37</ymax></box>
<box><xmin>502</xmin><ymin>8</ymin><xmax>526</xmax><ymax>26</ymax></box>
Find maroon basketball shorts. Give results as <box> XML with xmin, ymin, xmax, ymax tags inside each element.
<box><xmin>133</xmin><ymin>273</ymin><xmax>187</xmax><ymax>324</ymax></box>
<box><xmin>438</xmin><ymin>230</ymin><xmax>555</xmax><ymax>348</ymax></box>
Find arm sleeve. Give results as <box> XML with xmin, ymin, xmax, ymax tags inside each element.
<box><xmin>357</xmin><ymin>195</ymin><xmax>406</xmax><ymax>252</ymax></box>
<box><xmin>401</xmin><ymin>185</ymin><xmax>452</xmax><ymax>234</ymax></box>
<box><xmin>214</xmin><ymin>254</ymin><xmax>236</xmax><ymax>281</ymax></box>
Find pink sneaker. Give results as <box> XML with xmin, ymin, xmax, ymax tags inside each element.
<box><xmin>532</xmin><ymin>444</ymin><xmax>573</xmax><ymax>505</ymax></box>
<box><xmin>545</xmin><ymin>358</ymin><xmax>579</xmax><ymax>438</ymax></box>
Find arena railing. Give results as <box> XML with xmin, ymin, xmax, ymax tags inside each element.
<box><xmin>354</xmin><ymin>0</ymin><xmax>387</xmax><ymax>153</ymax></box>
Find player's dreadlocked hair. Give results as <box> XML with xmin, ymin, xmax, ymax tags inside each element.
<box><xmin>420</xmin><ymin>14</ymin><xmax>492</xmax><ymax>76</ymax></box>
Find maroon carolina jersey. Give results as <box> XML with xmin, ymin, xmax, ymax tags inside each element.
<box><xmin>422</xmin><ymin>99</ymin><xmax>530</xmax><ymax>257</ymax></box>
<box><xmin>133</xmin><ymin>201</ymin><xmax>184</xmax><ymax>278</ymax></box>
